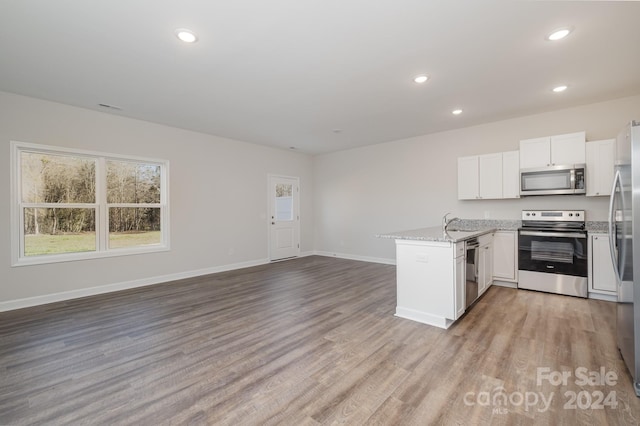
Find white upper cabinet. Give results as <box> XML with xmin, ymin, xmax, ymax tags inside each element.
<box><xmin>520</xmin><ymin>131</ymin><xmax>586</xmax><ymax>168</ymax></box>
<box><xmin>458</xmin><ymin>154</ymin><xmax>503</xmax><ymax>200</ymax></box>
<box><xmin>586</xmin><ymin>139</ymin><xmax>615</xmax><ymax>197</ymax></box>
<box><xmin>502</xmin><ymin>150</ymin><xmax>520</xmax><ymax>199</ymax></box>
<box><xmin>551</xmin><ymin>132</ymin><xmax>586</xmax><ymax>165</ymax></box>
<box><xmin>519</xmin><ymin>137</ymin><xmax>550</xmax><ymax>169</ymax></box>
<box><xmin>458</xmin><ymin>156</ymin><xmax>480</xmax><ymax>200</ymax></box>
<box><xmin>479</xmin><ymin>153</ymin><xmax>503</xmax><ymax>199</ymax></box>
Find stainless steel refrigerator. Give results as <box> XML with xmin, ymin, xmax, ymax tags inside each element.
<box><xmin>609</xmin><ymin>120</ymin><xmax>640</xmax><ymax>396</ymax></box>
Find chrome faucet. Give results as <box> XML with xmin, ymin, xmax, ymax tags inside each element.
<box><xmin>442</xmin><ymin>212</ymin><xmax>458</xmax><ymax>231</ymax></box>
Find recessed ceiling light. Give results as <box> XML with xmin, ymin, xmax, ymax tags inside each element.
<box><xmin>547</xmin><ymin>28</ymin><xmax>571</xmax><ymax>41</ymax></box>
<box><xmin>414</xmin><ymin>75</ymin><xmax>429</xmax><ymax>84</ymax></box>
<box><xmin>175</xmin><ymin>28</ymin><xmax>198</xmax><ymax>43</ymax></box>
<box><xmin>452</xmin><ymin>109</ymin><xmax>463</xmax><ymax>115</ymax></box>
<box><xmin>552</xmin><ymin>85</ymin><xmax>568</xmax><ymax>93</ymax></box>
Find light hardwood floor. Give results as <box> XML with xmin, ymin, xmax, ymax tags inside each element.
<box><xmin>1</xmin><ymin>256</ymin><xmax>639</xmax><ymax>425</ymax></box>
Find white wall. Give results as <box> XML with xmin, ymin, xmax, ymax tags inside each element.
<box><xmin>3</xmin><ymin>91</ymin><xmax>640</xmax><ymax>308</ymax></box>
<box><xmin>0</xmin><ymin>91</ymin><xmax>314</xmax><ymax>307</ymax></box>
<box><xmin>313</xmin><ymin>94</ymin><xmax>640</xmax><ymax>262</ymax></box>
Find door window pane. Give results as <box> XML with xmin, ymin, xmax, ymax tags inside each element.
<box><xmin>109</xmin><ymin>207</ymin><xmax>161</xmax><ymax>249</ymax></box>
<box><xmin>23</xmin><ymin>208</ymin><xmax>96</xmax><ymax>256</ymax></box>
<box><xmin>275</xmin><ymin>183</ymin><xmax>293</xmax><ymax>221</ymax></box>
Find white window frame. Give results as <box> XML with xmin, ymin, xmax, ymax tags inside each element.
<box><xmin>10</xmin><ymin>141</ymin><xmax>170</xmax><ymax>266</ymax></box>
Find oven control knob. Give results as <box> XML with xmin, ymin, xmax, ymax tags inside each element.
<box><xmin>575</xmin><ymin>213</ymin><xmax>580</xmax><ymax>217</ymax></box>
<box><xmin>569</xmin><ymin>213</ymin><xmax>573</xmax><ymax>217</ymax></box>
<box><xmin>526</xmin><ymin>213</ymin><xmax>530</xmax><ymax>216</ymax></box>
<box><xmin>532</xmin><ymin>213</ymin><xmax>536</xmax><ymax>216</ymax></box>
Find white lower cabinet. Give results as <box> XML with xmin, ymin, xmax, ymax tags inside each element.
<box><xmin>493</xmin><ymin>231</ymin><xmax>517</xmax><ymax>283</ymax></box>
<box><xmin>588</xmin><ymin>233</ymin><xmax>617</xmax><ymax>296</ymax></box>
<box><xmin>395</xmin><ymin>239</ymin><xmax>466</xmax><ymax>329</ymax></box>
<box><xmin>455</xmin><ymin>249</ymin><xmax>466</xmax><ymax>319</ymax></box>
<box><xmin>478</xmin><ymin>234</ymin><xmax>493</xmax><ymax>296</ymax></box>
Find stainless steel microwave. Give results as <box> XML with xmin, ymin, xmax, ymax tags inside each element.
<box><xmin>520</xmin><ymin>164</ymin><xmax>586</xmax><ymax>196</ymax></box>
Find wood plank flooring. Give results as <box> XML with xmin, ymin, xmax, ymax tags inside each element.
<box><xmin>1</xmin><ymin>256</ymin><xmax>639</xmax><ymax>425</ymax></box>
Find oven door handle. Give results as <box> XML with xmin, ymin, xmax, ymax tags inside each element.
<box><xmin>519</xmin><ymin>230</ymin><xmax>586</xmax><ymax>239</ymax></box>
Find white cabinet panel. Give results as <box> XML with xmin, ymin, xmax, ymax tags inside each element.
<box><xmin>458</xmin><ymin>153</ymin><xmax>507</xmax><ymax>200</ymax></box>
<box><xmin>520</xmin><ymin>132</ymin><xmax>585</xmax><ymax>168</ymax></box>
<box><xmin>493</xmin><ymin>231</ymin><xmax>517</xmax><ymax>281</ymax></box>
<box><xmin>589</xmin><ymin>233</ymin><xmax>617</xmax><ymax>294</ymax></box>
<box><xmin>502</xmin><ymin>150</ymin><xmax>520</xmax><ymax>199</ymax></box>
<box><xmin>395</xmin><ymin>240</ymin><xmax>469</xmax><ymax>328</ymax></box>
<box><xmin>479</xmin><ymin>153</ymin><xmax>503</xmax><ymax>199</ymax></box>
<box><xmin>395</xmin><ymin>241</ymin><xmax>457</xmax><ymax>325</ymax></box>
<box><xmin>478</xmin><ymin>235</ymin><xmax>493</xmax><ymax>296</ymax></box>
<box><xmin>551</xmin><ymin>132</ymin><xmax>586</xmax><ymax>165</ymax></box>
<box><xmin>520</xmin><ymin>137</ymin><xmax>551</xmax><ymax>168</ymax></box>
<box><xmin>455</xmin><ymin>254</ymin><xmax>465</xmax><ymax>319</ymax></box>
<box><xmin>586</xmin><ymin>139</ymin><xmax>615</xmax><ymax>197</ymax></box>
<box><xmin>458</xmin><ymin>156</ymin><xmax>479</xmax><ymax>200</ymax></box>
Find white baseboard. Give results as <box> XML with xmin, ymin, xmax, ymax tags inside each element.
<box><xmin>314</xmin><ymin>251</ymin><xmax>396</xmax><ymax>265</ymax></box>
<box><xmin>588</xmin><ymin>292</ymin><xmax>617</xmax><ymax>302</ymax></box>
<box><xmin>492</xmin><ymin>280</ymin><xmax>518</xmax><ymax>289</ymax></box>
<box><xmin>395</xmin><ymin>307</ymin><xmax>453</xmax><ymax>329</ymax></box>
<box><xmin>0</xmin><ymin>258</ymin><xmax>270</xmax><ymax>312</ymax></box>
<box><xmin>0</xmin><ymin>252</ymin><xmax>396</xmax><ymax>312</ymax></box>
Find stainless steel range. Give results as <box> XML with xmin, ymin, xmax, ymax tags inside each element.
<box><xmin>518</xmin><ymin>210</ymin><xmax>588</xmax><ymax>298</ymax></box>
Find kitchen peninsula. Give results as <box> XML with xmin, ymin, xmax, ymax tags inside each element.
<box><xmin>378</xmin><ymin>225</ymin><xmax>496</xmax><ymax>329</ymax></box>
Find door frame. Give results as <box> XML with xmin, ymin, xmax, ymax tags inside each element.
<box><xmin>267</xmin><ymin>174</ymin><xmax>300</xmax><ymax>261</ymax></box>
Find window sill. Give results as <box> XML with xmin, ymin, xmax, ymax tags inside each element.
<box><xmin>11</xmin><ymin>245</ymin><xmax>170</xmax><ymax>267</ymax></box>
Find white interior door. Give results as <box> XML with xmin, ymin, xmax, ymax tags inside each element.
<box><xmin>269</xmin><ymin>175</ymin><xmax>300</xmax><ymax>261</ymax></box>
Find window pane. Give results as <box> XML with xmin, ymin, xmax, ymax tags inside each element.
<box><xmin>109</xmin><ymin>207</ymin><xmax>161</xmax><ymax>249</ymax></box>
<box><xmin>23</xmin><ymin>208</ymin><xmax>96</xmax><ymax>256</ymax></box>
<box><xmin>275</xmin><ymin>183</ymin><xmax>293</xmax><ymax>221</ymax></box>
<box><xmin>21</xmin><ymin>152</ymin><xmax>96</xmax><ymax>203</ymax></box>
<box><xmin>107</xmin><ymin>161</ymin><xmax>161</xmax><ymax>203</ymax></box>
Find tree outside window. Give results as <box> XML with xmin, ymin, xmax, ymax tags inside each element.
<box><xmin>12</xmin><ymin>142</ymin><xmax>169</xmax><ymax>265</ymax></box>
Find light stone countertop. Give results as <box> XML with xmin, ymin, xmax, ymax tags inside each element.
<box><xmin>377</xmin><ymin>219</ymin><xmax>609</xmax><ymax>243</ymax></box>
<box><xmin>376</xmin><ymin>225</ymin><xmax>496</xmax><ymax>243</ymax></box>
<box><xmin>586</xmin><ymin>221</ymin><xmax>608</xmax><ymax>233</ymax></box>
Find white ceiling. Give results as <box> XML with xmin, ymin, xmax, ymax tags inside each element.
<box><xmin>1</xmin><ymin>1</ymin><xmax>639</xmax><ymax>154</ymax></box>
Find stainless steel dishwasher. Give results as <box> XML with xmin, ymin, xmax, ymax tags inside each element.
<box><xmin>465</xmin><ymin>238</ymin><xmax>479</xmax><ymax>308</ymax></box>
